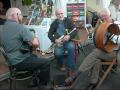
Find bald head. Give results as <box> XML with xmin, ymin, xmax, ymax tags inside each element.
<box><xmin>6</xmin><ymin>8</ymin><xmax>21</xmax><ymax>18</ymax></box>
<box><xmin>5</xmin><ymin>8</ymin><xmax>23</xmax><ymax>23</ymax></box>
<box><xmin>55</xmin><ymin>8</ymin><xmax>64</xmax><ymax>20</ymax></box>
<box><xmin>55</xmin><ymin>9</ymin><xmax>64</xmax><ymax>15</ymax></box>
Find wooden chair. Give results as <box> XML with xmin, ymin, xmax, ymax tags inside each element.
<box><xmin>72</xmin><ymin>28</ymin><xmax>88</xmax><ymax>57</ymax></box>
<box><xmin>96</xmin><ymin>57</ymin><xmax>117</xmax><ymax>88</ymax></box>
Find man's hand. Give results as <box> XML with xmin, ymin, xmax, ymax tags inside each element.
<box><xmin>31</xmin><ymin>38</ymin><xmax>39</xmax><ymax>48</ymax></box>
<box><xmin>55</xmin><ymin>39</ymin><xmax>63</xmax><ymax>46</ymax></box>
<box><xmin>63</xmin><ymin>35</ymin><xmax>70</xmax><ymax>41</ymax></box>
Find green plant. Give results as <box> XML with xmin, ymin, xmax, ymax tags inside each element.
<box><xmin>22</xmin><ymin>0</ymin><xmax>32</xmax><ymax>6</ymax></box>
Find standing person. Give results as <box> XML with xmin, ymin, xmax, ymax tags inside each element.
<box><xmin>48</xmin><ymin>8</ymin><xmax>77</xmax><ymax>77</ymax></box>
<box><xmin>65</xmin><ymin>8</ymin><xmax>119</xmax><ymax>90</ymax></box>
<box><xmin>0</xmin><ymin>8</ymin><xmax>51</xmax><ymax>89</ymax></box>
<box><xmin>0</xmin><ymin>0</ymin><xmax>6</xmax><ymax>25</ymax></box>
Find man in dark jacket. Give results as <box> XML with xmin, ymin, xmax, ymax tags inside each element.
<box><xmin>48</xmin><ymin>8</ymin><xmax>77</xmax><ymax>77</ymax></box>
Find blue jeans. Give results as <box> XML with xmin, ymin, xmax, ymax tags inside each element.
<box><xmin>54</xmin><ymin>41</ymin><xmax>76</xmax><ymax>70</ymax></box>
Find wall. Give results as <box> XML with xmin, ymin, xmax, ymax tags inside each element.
<box><xmin>10</xmin><ymin>0</ymin><xmax>29</xmax><ymax>16</ymax></box>
<box><xmin>86</xmin><ymin>0</ymin><xmax>102</xmax><ymax>12</ymax></box>
<box><xmin>86</xmin><ymin>0</ymin><xmax>111</xmax><ymax>13</ymax></box>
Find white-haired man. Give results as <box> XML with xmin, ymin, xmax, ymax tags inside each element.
<box><xmin>65</xmin><ymin>8</ymin><xmax>120</xmax><ymax>90</ymax></box>
<box><xmin>48</xmin><ymin>8</ymin><xmax>77</xmax><ymax>77</ymax></box>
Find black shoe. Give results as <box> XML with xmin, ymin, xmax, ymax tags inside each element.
<box><xmin>84</xmin><ymin>83</ymin><xmax>97</xmax><ymax>90</ymax></box>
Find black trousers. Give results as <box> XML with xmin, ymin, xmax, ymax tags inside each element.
<box><xmin>14</xmin><ymin>54</ymin><xmax>51</xmax><ymax>85</ymax></box>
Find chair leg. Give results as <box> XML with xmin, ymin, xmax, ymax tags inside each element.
<box><xmin>9</xmin><ymin>79</ymin><xmax>12</xmax><ymax>90</ymax></box>
<box><xmin>96</xmin><ymin>62</ymin><xmax>115</xmax><ymax>88</ymax></box>
<box><xmin>14</xmin><ymin>79</ymin><xmax>16</xmax><ymax>90</ymax></box>
<box><xmin>74</xmin><ymin>43</ymin><xmax>78</xmax><ymax>64</ymax></box>
<box><xmin>78</xmin><ymin>43</ymin><xmax>86</xmax><ymax>56</ymax></box>
<box><xmin>10</xmin><ymin>78</ymin><xmax>17</xmax><ymax>90</ymax></box>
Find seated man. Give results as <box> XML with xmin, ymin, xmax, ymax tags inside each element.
<box><xmin>65</xmin><ymin>8</ymin><xmax>119</xmax><ymax>90</ymax></box>
<box><xmin>94</xmin><ymin>8</ymin><xmax>113</xmax><ymax>30</ymax></box>
<box><xmin>48</xmin><ymin>8</ymin><xmax>77</xmax><ymax>76</ymax></box>
<box><xmin>0</xmin><ymin>8</ymin><xmax>51</xmax><ymax>89</ymax></box>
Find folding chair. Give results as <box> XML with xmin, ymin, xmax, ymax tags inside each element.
<box><xmin>0</xmin><ymin>47</ymin><xmax>33</xmax><ymax>90</ymax></box>
<box><xmin>96</xmin><ymin>57</ymin><xmax>117</xmax><ymax>88</ymax></box>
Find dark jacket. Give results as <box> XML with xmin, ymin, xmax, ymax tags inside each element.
<box><xmin>48</xmin><ymin>18</ymin><xmax>77</xmax><ymax>43</ymax></box>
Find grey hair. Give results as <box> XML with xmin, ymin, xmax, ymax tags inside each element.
<box><xmin>99</xmin><ymin>8</ymin><xmax>111</xmax><ymax>17</ymax></box>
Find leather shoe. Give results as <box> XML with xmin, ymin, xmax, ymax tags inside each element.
<box><xmin>65</xmin><ymin>71</ymin><xmax>81</xmax><ymax>85</ymax></box>
<box><xmin>84</xmin><ymin>83</ymin><xmax>97</xmax><ymax>90</ymax></box>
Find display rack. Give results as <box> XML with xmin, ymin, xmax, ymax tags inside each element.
<box><xmin>67</xmin><ymin>1</ymin><xmax>86</xmax><ymax>28</ymax></box>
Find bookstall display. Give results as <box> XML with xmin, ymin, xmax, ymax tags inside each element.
<box><xmin>67</xmin><ymin>0</ymin><xmax>86</xmax><ymax>28</ymax></box>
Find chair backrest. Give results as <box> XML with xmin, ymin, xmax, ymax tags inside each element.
<box><xmin>0</xmin><ymin>47</ymin><xmax>32</xmax><ymax>80</ymax></box>
<box><xmin>0</xmin><ymin>47</ymin><xmax>13</xmax><ymax>71</ymax></box>
<box><xmin>77</xmin><ymin>28</ymin><xmax>88</xmax><ymax>46</ymax></box>
<box><xmin>0</xmin><ymin>47</ymin><xmax>12</xmax><ymax>66</ymax></box>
